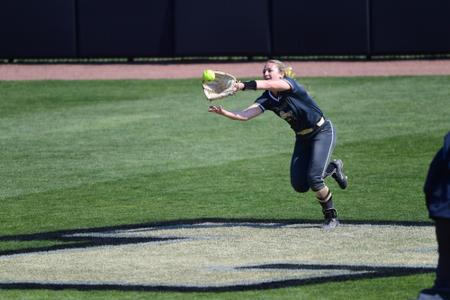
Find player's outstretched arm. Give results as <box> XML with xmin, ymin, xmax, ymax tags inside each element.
<box><xmin>208</xmin><ymin>103</ymin><xmax>262</xmax><ymax>121</ymax></box>
<box><xmin>235</xmin><ymin>80</ymin><xmax>291</xmax><ymax>93</ymax></box>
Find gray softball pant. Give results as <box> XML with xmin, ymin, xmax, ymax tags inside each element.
<box><xmin>290</xmin><ymin>120</ymin><xmax>336</xmax><ymax>192</ymax></box>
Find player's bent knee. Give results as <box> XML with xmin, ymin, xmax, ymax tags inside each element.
<box><xmin>308</xmin><ymin>178</ymin><xmax>325</xmax><ymax>192</ymax></box>
<box><xmin>291</xmin><ymin>182</ymin><xmax>310</xmax><ymax>193</ymax></box>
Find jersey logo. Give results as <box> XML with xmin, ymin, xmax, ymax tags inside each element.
<box><xmin>279</xmin><ymin>110</ymin><xmax>295</xmax><ymax>123</ymax></box>
<box><xmin>0</xmin><ymin>219</ymin><xmax>436</xmax><ymax>292</ymax></box>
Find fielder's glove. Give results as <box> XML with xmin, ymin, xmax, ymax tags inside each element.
<box><xmin>202</xmin><ymin>71</ymin><xmax>238</xmax><ymax>101</ymax></box>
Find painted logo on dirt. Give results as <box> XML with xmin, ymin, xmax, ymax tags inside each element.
<box><xmin>0</xmin><ymin>219</ymin><xmax>437</xmax><ymax>292</ymax></box>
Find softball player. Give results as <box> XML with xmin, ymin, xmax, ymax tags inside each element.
<box><xmin>208</xmin><ymin>60</ymin><xmax>348</xmax><ymax>229</ymax></box>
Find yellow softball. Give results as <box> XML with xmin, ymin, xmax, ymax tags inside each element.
<box><xmin>202</xmin><ymin>69</ymin><xmax>215</xmax><ymax>81</ymax></box>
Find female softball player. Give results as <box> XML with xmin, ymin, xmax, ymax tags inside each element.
<box><xmin>208</xmin><ymin>60</ymin><xmax>348</xmax><ymax>229</ymax></box>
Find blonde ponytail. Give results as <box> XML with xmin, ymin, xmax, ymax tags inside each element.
<box><xmin>283</xmin><ymin>66</ymin><xmax>296</xmax><ymax>78</ymax></box>
<box><xmin>266</xmin><ymin>59</ymin><xmax>296</xmax><ymax>78</ymax></box>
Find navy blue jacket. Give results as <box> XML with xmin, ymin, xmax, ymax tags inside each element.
<box><xmin>424</xmin><ymin>132</ymin><xmax>450</xmax><ymax>219</ymax></box>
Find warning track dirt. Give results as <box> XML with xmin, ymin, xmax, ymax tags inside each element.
<box><xmin>1</xmin><ymin>60</ymin><xmax>450</xmax><ymax>81</ymax></box>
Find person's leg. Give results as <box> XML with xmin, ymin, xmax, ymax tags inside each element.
<box><xmin>308</xmin><ymin>121</ymin><xmax>336</xmax><ymax>192</ymax></box>
<box><xmin>307</xmin><ymin>121</ymin><xmax>339</xmax><ymax>229</ymax></box>
<box><xmin>434</xmin><ymin>218</ymin><xmax>450</xmax><ymax>297</ymax></box>
<box><xmin>418</xmin><ymin>218</ymin><xmax>450</xmax><ymax>299</ymax></box>
<box><xmin>290</xmin><ymin>137</ymin><xmax>311</xmax><ymax>193</ymax></box>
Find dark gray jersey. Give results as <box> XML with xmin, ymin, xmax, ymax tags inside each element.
<box><xmin>255</xmin><ymin>77</ymin><xmax>323</xmax><ymax>133</ymax></box>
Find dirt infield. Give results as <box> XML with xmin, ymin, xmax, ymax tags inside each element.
<box><xmin>1</xmin><ymin>60</ymin><xmax>450</xmax><ymax>80</ymax></box>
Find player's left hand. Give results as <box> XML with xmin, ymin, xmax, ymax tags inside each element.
<box><xmin>233</xmin><ymin>82</ymin><xmax>244</xmax><ymax>92</ymax></box>
<box><xmin>208</xmin><ymin>105</ymin><xmax>224</xmax><ymax>114</ymax></box>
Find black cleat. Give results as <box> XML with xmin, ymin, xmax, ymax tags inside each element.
<box><xmin>330</xmin><ymin>159</ymin><xmax>348</xmax><ymax>189</ymax></box>
<box><xmin>322</xmin><ymin>208</ymin><xmax>339</xmax><ymax>230</ymax></box>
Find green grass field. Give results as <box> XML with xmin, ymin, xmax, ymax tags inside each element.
<box><xmin>0</xmin><ymin>75</ymin><xmax>449</xmax><ymax>299</ymax></box>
